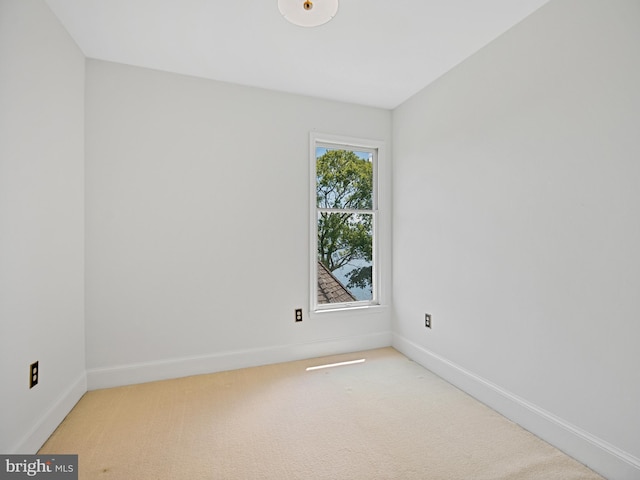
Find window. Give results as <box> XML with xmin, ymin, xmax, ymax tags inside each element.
<box><xmin>310</xmin><ymin>133</ymin><xmax>383</xmax><ymax>311</ymax></box>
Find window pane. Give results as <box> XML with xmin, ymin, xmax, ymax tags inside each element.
<box><xmin>317</xmin><ymin>212</ymin><xmax>373</xmax><ymax>303</ymax></box>
<box><xmin>316</xmin><ymin>148</ymin><xmax>373</xmax><ymax>210</ymax></box>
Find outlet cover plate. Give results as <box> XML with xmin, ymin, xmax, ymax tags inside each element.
<box><xmin>30</xmin><ymin>361</ymin><xmax>39</xmax><ymax>388</ymax></box>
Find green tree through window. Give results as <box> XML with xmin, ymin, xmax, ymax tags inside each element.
<box><xmin>316</xmin><ymin>146</ymin><xmax>376</xmax><ymax>304</ymax></box>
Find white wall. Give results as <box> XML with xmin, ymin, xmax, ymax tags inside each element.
<box><xmin>392</xmin><ymin>0</ymin><xmax>640</xmax><ymax>478</ymax></box>
<box><xmin>0</xmin><ymin>0</ymin><xmax>86</xmax><ymax>453</ymax></box>
<box><xmin>85</xmin><ymin>60</ymin><xmax>392</xmax><ymax>388</ymax></box>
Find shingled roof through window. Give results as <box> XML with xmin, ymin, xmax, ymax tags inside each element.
<box><xmin>317</xmin><ymin>261</ymin><xmax>356</xmax><ymax>304</ymax></box>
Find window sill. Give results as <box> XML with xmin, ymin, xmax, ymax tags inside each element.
<box><xmin>312</xmin><ymin>304</ymin><xmax>388</xmax><ymax>317</ymax></box>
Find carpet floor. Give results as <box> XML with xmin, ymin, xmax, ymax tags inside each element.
<box><xmin>39</xmin><ymin>347</ymin><xmax>603</xmax><ymax>479</ymax></box>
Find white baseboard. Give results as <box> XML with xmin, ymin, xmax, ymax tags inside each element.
<box><xmin>12</xmin><ymin>372</ymin><xmax>87</xmax><ymax>454</ymax></box>
<box><xmin>87</xmin><ymin>331</ymin><xmax>392</xmax><ymax>390</ymax></box>
<box><xmin>392</xmin><ymin>333</ymin><xmax>640</xmax><ymax>480</ymax></box>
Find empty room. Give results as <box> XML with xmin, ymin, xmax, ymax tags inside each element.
<box><xmin>1</xmin><ymin>0</ymin><xmax>638</xmax><ymax>478</ymax></box>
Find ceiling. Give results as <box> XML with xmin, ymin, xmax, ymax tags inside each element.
<box><xmin>44</xmin><ymin>0</ymin><xmax>550</xmax><ymax>109</ymax></box>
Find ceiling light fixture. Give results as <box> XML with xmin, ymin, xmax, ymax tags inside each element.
<box><xmin>278</xmin><ymin>0</ymin><xmax>339</xmax><ymax>27</ymax></box>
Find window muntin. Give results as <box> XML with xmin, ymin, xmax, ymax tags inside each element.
<box><xmin>313</xmin><ymin>140</ymin><xmax>378</xmax><ymax>310</ymax></box>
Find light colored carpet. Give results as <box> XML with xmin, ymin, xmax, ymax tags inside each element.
<box><xmin>39</xmin><ymin>348</ymin><xmax>603</xmax><ymax>479</ymax></box>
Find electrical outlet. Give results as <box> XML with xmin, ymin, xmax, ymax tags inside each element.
<box><xmin>30</xmin><ymin>361</ymin><xmax>39</xmax><ymax>388</ymax></box>
<box><xmin>425</xmin><ymin>313</ymin><xmax>432</xmax><ymax>329</ymax></box>
<box><xmin>295</xmin><ymin>308</ymin><xmax>303</xmax><ymax>322</ymax></box>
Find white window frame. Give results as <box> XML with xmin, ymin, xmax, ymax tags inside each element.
<box><xmin>310</xmin><ymin>132</ymin><xmax>387</xmax><ymax>313</ymax></box>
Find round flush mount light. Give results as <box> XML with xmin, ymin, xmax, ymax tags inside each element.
<box><xmin>278</xmin><ymin>0</ymin><xmax>339</xmax><ymax>27</ymax></box>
